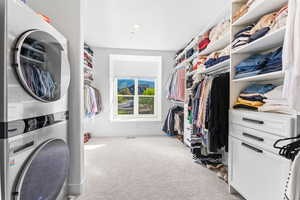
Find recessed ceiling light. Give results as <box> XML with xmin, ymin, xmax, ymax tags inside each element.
<box><xmin>133</xmin><ymin>24</ymin><xmax>141</xmax><ymax>30</ymax></box>
<box><xmin>130</xmin><ymin>24</ymin><xmax>141</xmax><ymax>35</ymax></box>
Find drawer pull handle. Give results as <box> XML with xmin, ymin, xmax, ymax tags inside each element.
<box><xmin>243</xmin><ymin>133</ymin><xmax>264</xmax><ymax>142</ymax></box>
<box><xmin>241</xmin><ymin>142</ymin><xmax>263</xmax><ymax>153</ymax></box>
<box><xmin>242</xmin><ymin>117</ymin><xmax>264</xmax><ymax>125</ymax></box>
<box><xmin>8</xmin><ymin>128</ymin><xmax>18</xmax><ymax>132</ymax></box>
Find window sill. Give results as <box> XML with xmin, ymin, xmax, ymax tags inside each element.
<box><xmin>111</xmin><ymin>118</ymin><xmax>162</xmax><ymax>122</ymax></box>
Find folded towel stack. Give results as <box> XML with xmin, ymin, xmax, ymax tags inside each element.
<box><xmin>259</xmin><ymin>85</ymin><xmax>295</xmax><ymax>114</ymax></box>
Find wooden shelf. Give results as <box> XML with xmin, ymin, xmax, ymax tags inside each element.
<box><xmin>199</xmin><ymin>31</ymin><xmax>230</xmax><ymax>56</ymax></box>
<box><xmin>232</xmin><ymin>27</ymin><xmax>285</xmax><ymax>54</ymax></box>
<box><xmin>233</xmin><ymin>71</ymin><xmax>284</xmax><ymax>82</ymax></box>
<box><xmin>232</xmin><ymin>0</ymin><xmax>288</xmax><ymax>26</ymax></box>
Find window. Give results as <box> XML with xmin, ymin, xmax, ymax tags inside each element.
<box><xmin>110</xmin><ymin>55</ymin><xmax>162</xmax><ymax>121</ymax></box>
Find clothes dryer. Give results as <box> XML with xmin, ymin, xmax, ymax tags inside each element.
<box><xmin>1</xmin><ymin>0</ymin><xmax>71</xmax><ymax>123</ymax></box>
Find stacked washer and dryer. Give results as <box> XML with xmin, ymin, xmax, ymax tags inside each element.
<box><xmin>0</xmin><ymin>1</ymin><xmax>71</xmax><ymax>200</ymax></box>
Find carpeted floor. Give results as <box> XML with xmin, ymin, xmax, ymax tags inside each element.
<box><xmin>77</xmin><ymin>136</ymin><xmax>241</xmax><ymax>200</ymax></box>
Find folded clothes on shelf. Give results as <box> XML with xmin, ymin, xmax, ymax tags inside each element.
<box><xmin>270</xmin><ymin>4</ymin><xmax>288</xmax><ymax>32</ymax></box>
<box><xmin>234</xmin><ymin>84</ymin><xmax>295</xmax><ymax>114</ymax></box>
<box><xmin>209</xmin><ymin>19</ymin><xmax>230</xmax><ymax>44</ymax></box>
<box><xmin>232</xmin><ymin>4</ymin><xmax>288</xmax><ymax>50</ymax></box>
<box><xmin>232</xmin><ymin>25</ymin><xmax>254</xmax><ymax>49</ymax></box>
<box><xmin>232</xmin><ymin>0</ymin><xmax>257</xmax><ymax>23</ymax></box>
<box><xmin>258</xmin><ymin>85</ymin><xmax>295</xmax><ymax>114</ymax></box>
<box><xmin>235</xmin><ymin>47</ymin><xmax>283</xmax><ymax>79</ymax></box>
<box><xmin>233</xmin><ymin>84</ymin><xmax>276</xmax><ymax>110</ymax></box>
<box><xmin>204</xmin><ymin>45</ymin><xmax>230</xmax><ymax>68</ymax></box>
<box><xmin>198</xmin><ymin>31</ymin><xmax>210</xmax><ymax>52</ymax></box>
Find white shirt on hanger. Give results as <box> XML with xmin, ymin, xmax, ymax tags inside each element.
<box><xmin>282</xmin><ymin>0</ymin><xmax>300</xmax><ymax>112</ymax></box>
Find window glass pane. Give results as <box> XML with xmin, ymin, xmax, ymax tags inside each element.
<box><xmin>118</xmin><ymin>96</ymin><xmax>134</xmax><ymax>115</ymax></box>
<box><xmin>138</xmin><ymin>79</ymin><xmax>155</xmax><ymax>95</ymax></box>
<box><xmin>139</xmin><ymin>97</ymin><xmax>154</xmax><ymax>115</ymax></box>
<box><xmin>117</xmin><ymin>79</ymin><xmax>135</xmax><ymax>95</ymax></box>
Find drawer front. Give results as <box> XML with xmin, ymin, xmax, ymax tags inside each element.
<box><xmin>229</xmin><ymin>136</ymin><xmax>290</xmax><ymax>200</ymax></box>
<box><xmin>230</xmin><ymin>110</ymin><xmax>295</xmax><ymax>137</ymax></box>
<box><xmin>230</xmin><ymin>124</ymin><xmax>287</xmax><ymax>154</ymax></box>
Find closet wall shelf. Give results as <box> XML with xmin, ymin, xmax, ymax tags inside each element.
<box><xmin>232</xmin><ymin>0</ymin><xmax>288</xmax><ymax>26</ymax></box>
<box><xmin>199</xmin><ymin>32</ymin><xmax>230</xmax><ymax>56</ymax></box>
<box><xmin>232</xmin><ymin>27</ymin><xmax>286</xmax><ymax>54</ymax></box>
<box><xmin>233</xmin><ymin>71</ymin><xmax>284</xmax><ymax>82</ymax></box>
<box><xmin>175</xmin><ymin>38</ymin><xmax>198</xmax><ymax>61</ymax></box>
<box><xmin>169</xmin><ymin>99</ymin><xmax>185</xmax><ymax>105</ymax></box>
<box><xmin>176</xmin><ymin>54</ymin><xmax>197</xmax><ymax>68</ymax></box>
<box><xmin>197</xmin><ymin>59</ymin><xmax>230</xmax><ymax>74</ymax></box>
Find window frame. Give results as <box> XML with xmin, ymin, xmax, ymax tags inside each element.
<box><xmin>109</xmin><ymin>55</ymin><xmax>162</xmax><ymax>122</ymax></box>
<box><xmin>113</xmin><ymin>77</ymin><xmax>158</xmax><ymax>121</ymax></box>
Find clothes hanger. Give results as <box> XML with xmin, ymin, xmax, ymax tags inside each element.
<box><xmin>273</xmin><ymin>135</ymin><xmax>300</xmax><ymax>161</ymax></box>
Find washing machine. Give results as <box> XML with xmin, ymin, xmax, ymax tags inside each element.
<box><xmin>1</xmin><ymin>112</ymin><xmax>70</xmax><ymax>200</ymax></box>
<box><xmin>0</xmin><ymin>0</ymin><xmax>72</xmax><ymax>199</ymax></box>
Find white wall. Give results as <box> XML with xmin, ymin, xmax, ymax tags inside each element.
<box><xmin>26</xmin><ymin>0</ymin><xmax>85</xmax><ymax>196</ymax></box>
<box><xmin>84</xmin><ymin>47</ymin><xmax>175</xmax><ymax>137</ymax></box>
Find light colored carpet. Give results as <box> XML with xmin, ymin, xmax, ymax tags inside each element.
<box><xmin>77</xmin><ymin>136</ymin><xmax>241</xmax><ymax>200</ymax></box>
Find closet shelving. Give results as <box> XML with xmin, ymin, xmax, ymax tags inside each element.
<box><xmin>196</xmin><ymin>59</ymin><xmax>230</xmax><ymax>74</ymax></box>
<box><xmin>232</xmin><ymin>26</ymin><xmax>286</xmax><ymax>54</ymax></box>
<box><xmin>232</xmin><ymin>0</ymin><xmax>288</xmax><ymax>26</ymax></box>
<box><xmin>198</xmin><ymin>32</ymin><xmax>230</xmax><ymax>56</ymax></box>
<box><xmin>177</xmin><ymin>9</ymin><xmax>231</xmax><ymax>149</ymax></box>
<box><xmin>233</xmin><ymin>70</ymin><xmax>284</xmax><ymax>82</ymax></box>
<box><xmin>229</xmin><ymin>0</ymin><xmax>295</xmax><ymax>199</ymax></box>
<box><xmin>230</xmin><ymin>0</ymin><xmax>288</xmax><ymax>108</ymax></box>
<box><xmin>83</xmin><ymin>43</ymin><xmax>101</xmax><ymax>143</ymax></box>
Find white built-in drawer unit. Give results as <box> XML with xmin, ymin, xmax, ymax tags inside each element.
<box><xmin>230</xmin><ymin>110</ymin><xmax>295</xmax><ymax>138</ymax></box>
<box><xmin>229</xmin><ymin>136</ymin><xmax>290</xmax><ymax>200</ymax></box>
<box><xmin>230</xmin><ymin>124</ymin><xmax>289</xmax><ymax>154</ymax></box>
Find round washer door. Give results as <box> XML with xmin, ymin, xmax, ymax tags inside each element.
<box><xmin>13</xmin><ymin>139</ymin><xmax>70</xmax><ymax>200</ymax></box>
<box><xmin>14</xmin><ymin>30</ymin><xmax>70</xmax><ymax>102</ymax></box>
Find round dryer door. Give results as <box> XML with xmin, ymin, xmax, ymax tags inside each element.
<box><xmin>14</xmin><ymin>30</ymin><xmax>70</xmax><ymax>102</ymax></box>
<box><xmin>13</xmin><ymin>139</ymin><xmax>70</xmax><ymax>200</ymax></box>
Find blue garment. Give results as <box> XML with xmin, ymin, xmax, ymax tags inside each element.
<box><xmin>235</xmin><ymin>47</ymin><xmax>283</xmax><ymax>78</ymax></box>
<box><xmin>242</xmin><ymin>84</ymin><xmax>276</xmax><ymax>94</ymax></box>
<box><xmin>235</xmin><ymin>54</ymin><xmax>269</xmax><ymax>73</ymax></box>
<box><xmin>249</xmin><ymin>27</ymin><xmax>270</xmax><ymax>43</ymax></box>
<box><xmin>22</xmin><ymin>63</ymin><xmax>56</xmax><ymax>100</ymax></box>
<box><xmin>233</xmin><ymin>25</ymin><xmax>255</xmax><ymax>39</ymax></box>
<box><xmin>40</xmin><ymin>70</ymin><xmax>56</xmax><ymax>99</ymax></box>
<box><xmin>205</xmin><ymin>56</ymin><xmax>230</xmax><ymax>68</ymax></box>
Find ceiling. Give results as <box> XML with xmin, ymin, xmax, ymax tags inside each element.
<box><xmin>84</xmin><ymin>0</ymin><xmax>229</xmax><ymax>51</ymax></box>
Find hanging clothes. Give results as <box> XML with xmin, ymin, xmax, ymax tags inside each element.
<box><xmin>282</xmin><ymin>0</ymin><xmax>300</xmax><ymax>112</ymax></box>
<box><xmin>162</xmin><ymin>106</ymin><xmax>184</xmax><ymax>136</ymax></box>
<box><xmin>166</xmin><ymin>68</ymin><xmax>186</xmax><ymax>102</ymax></box>
<box><xmin>84</xmin><ymin>84</ymin><xmax>103</xmax><ymax>117</ymax></box>
<box><xmin>189</xmin><ymin>72</ymin><xmax>230</xmax><ymax>157</ymax></box>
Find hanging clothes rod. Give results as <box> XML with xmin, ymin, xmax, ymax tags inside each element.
<box><xmin>169</xmin><ymin>99</ymin><xmax>184</xmax><ymax>105</ymax></box>
<box><xmin>174</xmin><ymin>64</ymin><xmax>187</xmax><ymax>70</ymax></box>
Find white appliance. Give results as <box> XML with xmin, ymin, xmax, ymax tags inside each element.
<box><xmin>2</xmin><ymin>112</ymin><xmax>69</xmax><ymax>200</ymax></box>
<box><xmin>3</xmin><ymin>0</ymin><xmax>70</xmax><ymax>123</ymax></box>
<box><xmin>0</xmin><ymin>1</ymin><xmax>71</xmax><ymax>200</ymax></box>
